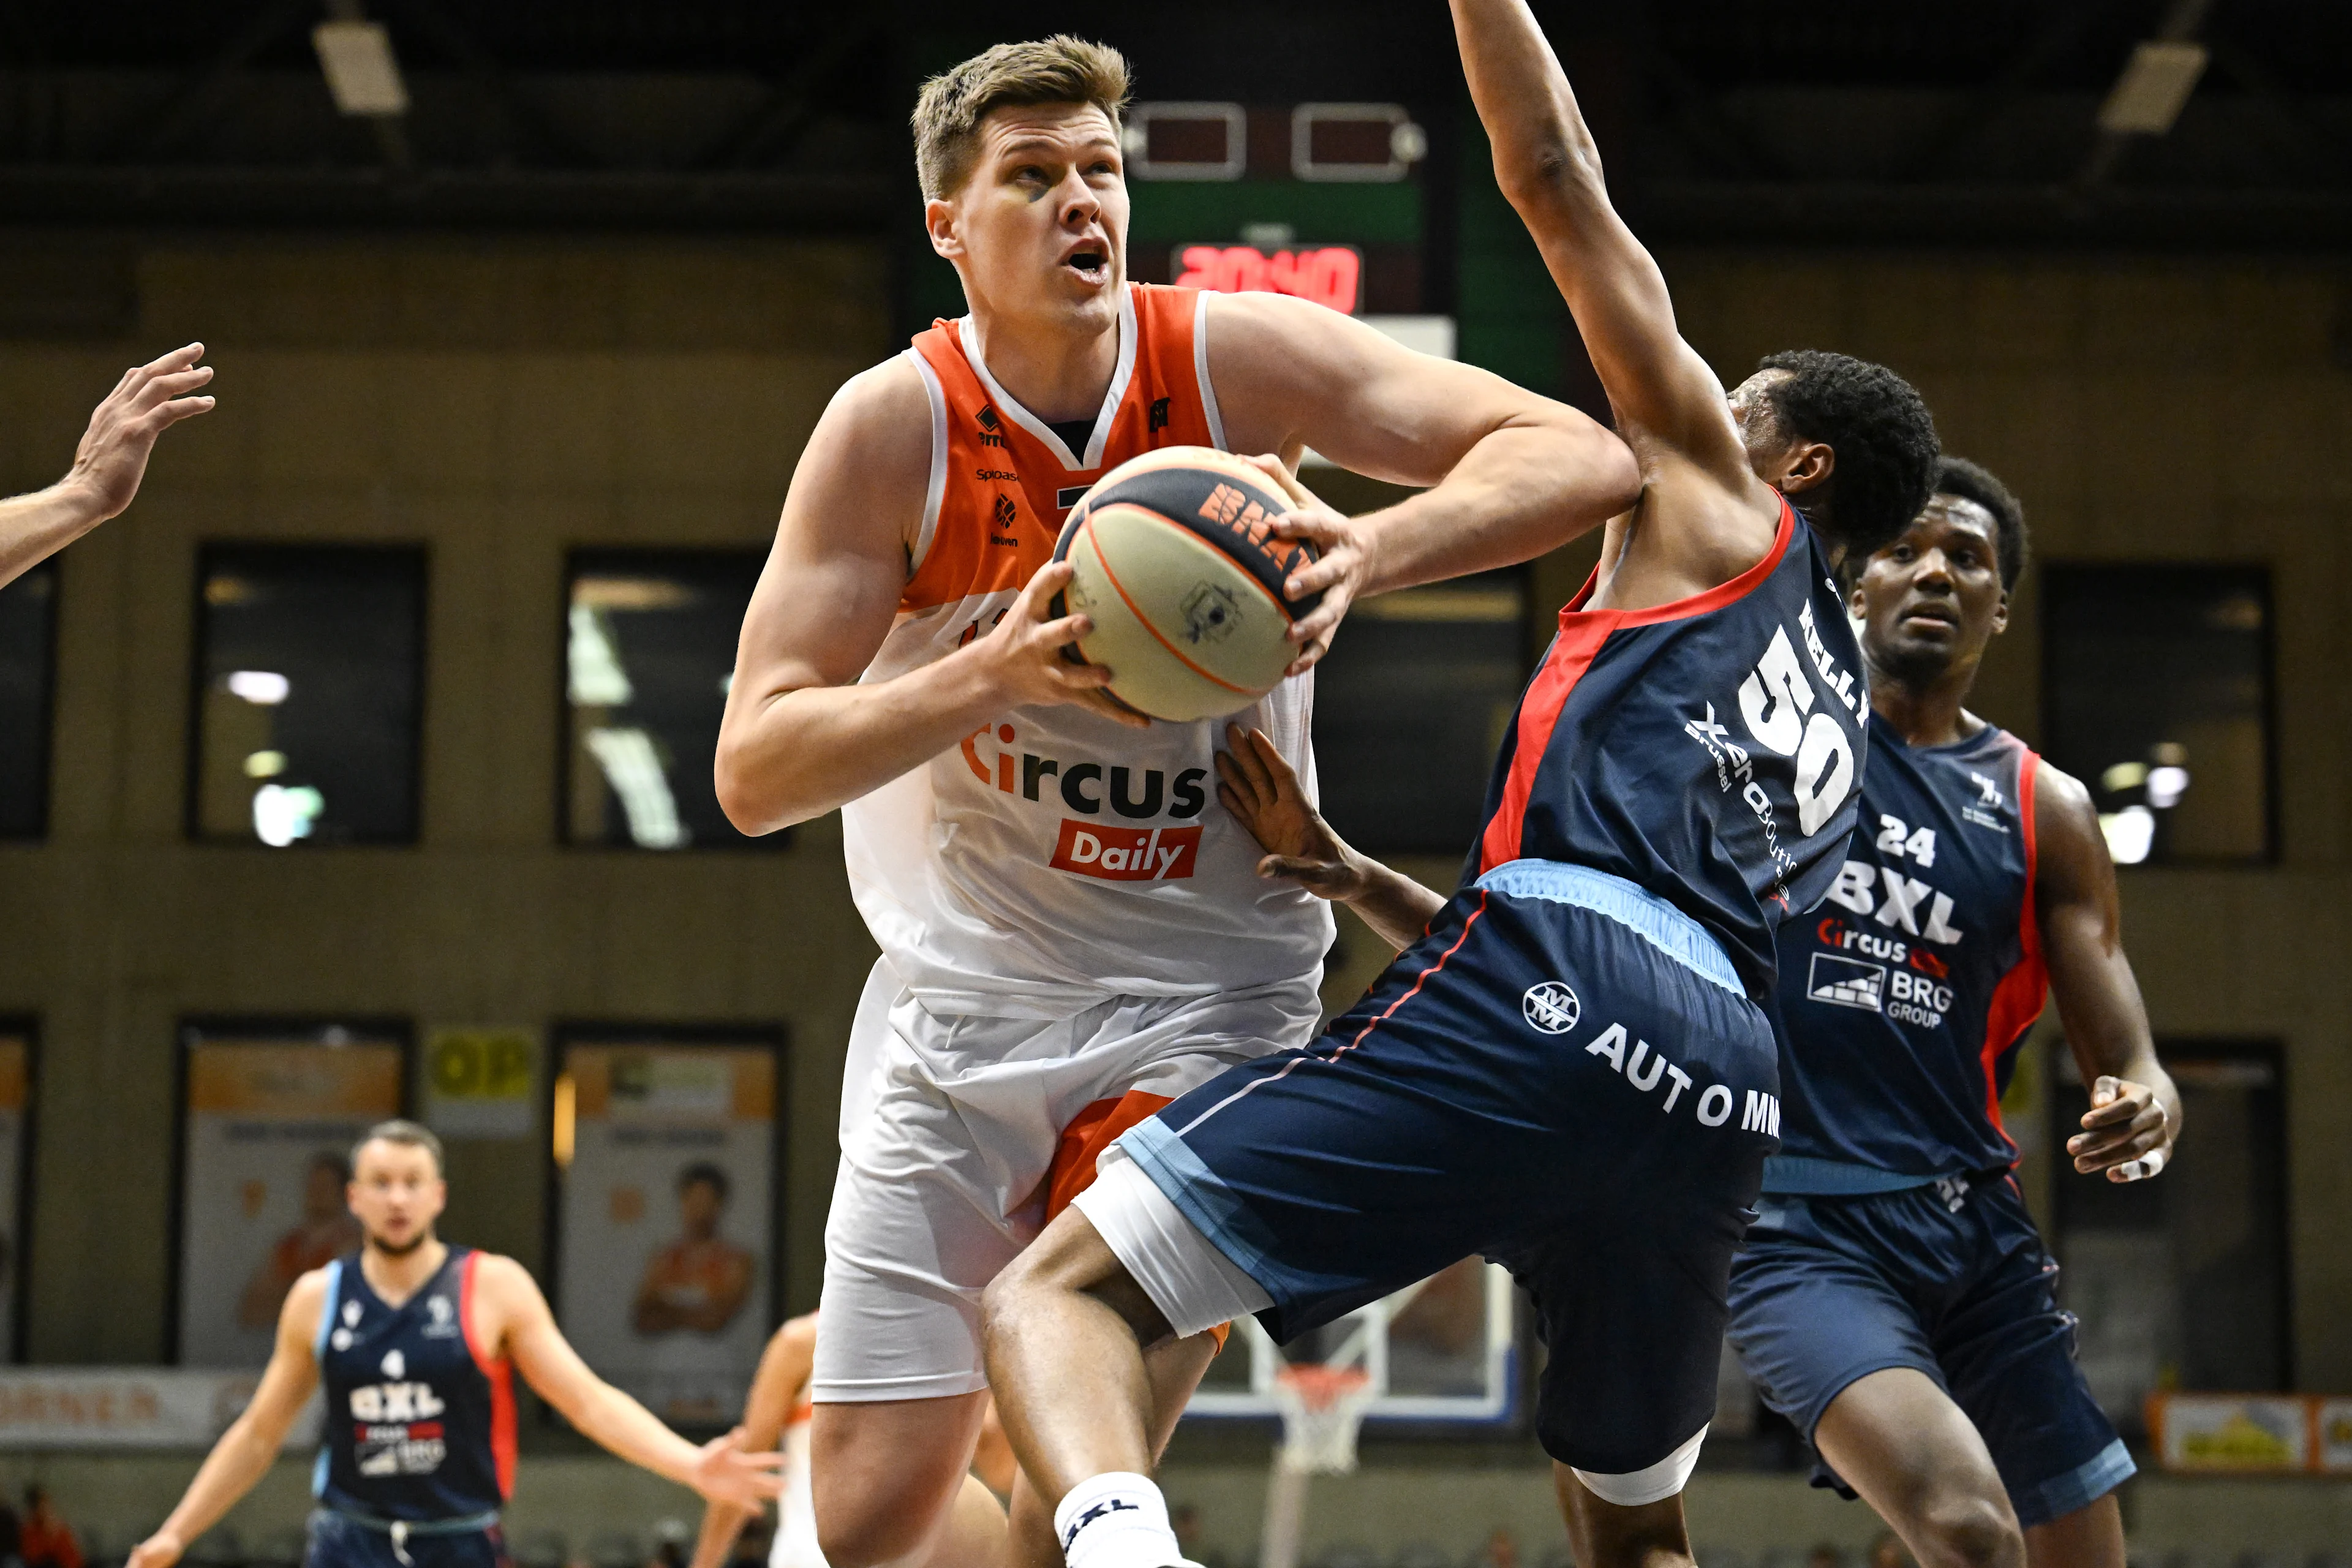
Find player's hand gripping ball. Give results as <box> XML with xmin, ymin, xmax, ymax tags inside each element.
<box><xmin>1051</xmin><ymin>447</ymin><xmax>1323</xmax><ymax>722</ymax></box>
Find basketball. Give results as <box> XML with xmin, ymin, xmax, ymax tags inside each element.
<box><xmin>1052</xmin><ymin>447</ymin><xmax>1323</xmax><ymax>722</ymax></box>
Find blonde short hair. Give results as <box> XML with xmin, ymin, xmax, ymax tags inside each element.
<box><xmin>911</xmin><ymin>36</ymin><xmax>1132</xmax><ymax>201</ymax></box>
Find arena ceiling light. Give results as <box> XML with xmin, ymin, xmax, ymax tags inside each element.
<box><xmin>2096</xmin><ymin>40</ymin><xmax>2208</xmax><ymax>136</ymax></box>
<box><xmin>312</xmin><ymin>19</ymin><xmax>409</xmax><ymax>118</ymax></box>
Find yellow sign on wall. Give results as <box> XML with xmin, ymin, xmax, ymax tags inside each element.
<box><xmin>423</xmin><ymin>1028</ymin><xmax>537</xmax><ymax>1138</ymax></box>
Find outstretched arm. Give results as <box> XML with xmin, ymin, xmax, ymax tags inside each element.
<box><xmin>1448</xmin><ymin>0</ymin><xmax>1754</xmax><ymax>482</ymax></box>
<box><xmin>1208</xmin><ymin>290</ymin><xmax>1639</xmax><ymax>668</ymax></box>
<box><xmin>1</xmin><ymin>343</ymin><xmax>215</xmax><ymax>590</ymax></box>
<box><xmin>2035</xmin><ymin>763</ymin><xmax>2180</xmax><ymax>1182</ymax></box>
<box><xmin>690</xmin><ymin>1315</ymin><xmax>816</xmax><ymax>1568</ymax></box>
<box><xmin>126</xmin><ymin>1270</ymin><xmax>325</xmax><ymax>1568</ymax></box>
<box><xmin>1216</xmin><ymin>726</ymin><xmax>1445</xmax><ymax>951</ymax></box>
<box><xmin>481</xmin><ymin>1255</ymin><xmax>785</xmax><ymax>1507</ymax></box>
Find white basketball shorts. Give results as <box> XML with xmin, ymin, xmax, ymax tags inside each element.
<box><xmin>812</xmin><ymin>956</ymin><xmax>1320</xmax><ymax>1402</ymax></box>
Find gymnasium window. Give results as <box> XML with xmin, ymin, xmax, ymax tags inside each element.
<box><xmin>563</xmin><ymin>549</ymin><xmax>777</xmax><ymax>851</ymax></box>
<box><xmin>189</xmin><ymin>545</ymin><xmax>426</xmax><ymax>846</ymax></box>
<box><xmin>1310</xmin><ymin>567</ymin><xmax>1531</xmax><ymax>858</ymax></box>
<box><xmin>2040</xmin><ymin>565</ymin><xmax>2274</xmax><ymax>866</ymax></box>
<box><xmin>0</xmin><ymin>562</ymin><xmax>57</xmax><ymax>840</ymax></box>
<box><xmin>2051</xmin><ymin>1041</ymin><xmax>2290</xmax><ymax>1433</ymax></box>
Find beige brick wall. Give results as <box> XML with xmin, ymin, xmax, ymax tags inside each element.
<box><xmin>0</xmin><ymin>239</ymin><xmax>2344</xmax><ymax>1395</ymax></box>
<box><xmin>0</xmin><ymin>235</ymin><xmax>890</xmax><ymax>1363</ymax></box>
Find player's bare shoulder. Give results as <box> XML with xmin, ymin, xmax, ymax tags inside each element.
<box><xmin>786</xmin><ymin>355</ymin><xmax>933</xmax><ymax>546</ymax></box>
<box><xmin>277</xmin><ymin>1264</ymin><xmax>335</xmax><ymax>1341</ymax></box>
<box><xmin>2029</xmin><ymin>758</ymin><xmax>2111</xmax><ymax>885</ymax></box>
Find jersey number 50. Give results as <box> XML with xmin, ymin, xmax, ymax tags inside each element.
<box><xmin>1737</xmin><ymin>626</ymin><xmax>1856</xmax><ymax>837</ymax></box>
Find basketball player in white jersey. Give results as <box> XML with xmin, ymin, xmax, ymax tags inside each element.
<box><xmin>715</xmin><ymin>37</ymin><xmax>1640</xmax><ymax>1568</ymax></box>
<box><xmin>691</xmin><ymin>1317</ymin><xmax>1023</xmax><ymax>1568</ymax></box>
<box><xmin>693</xmin><ymin>1314</ymin><xmax>826</xmax><ymax>1568</ymax></box>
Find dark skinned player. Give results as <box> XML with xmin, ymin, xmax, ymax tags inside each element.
<box><xmin>1727</xmin><ymin>458</ymin><xmax>2180</xmax><ymax>1568</ymax></box>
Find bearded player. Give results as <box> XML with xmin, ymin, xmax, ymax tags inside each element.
<box><xmin>127</xmin><ymin>1122</ymin><xmax>780</xmax><ymax>1568</ymax></box>
<box><xmin>713</xmin><ymin>34</ymin><xmax>1640</xmax><ymax>1568</ymax></box>
<box><xmin>978</xmin><ymin>2</ymin><xmax>1941</xmax><ymax>1566</ymax></box>
<box><xmin>1725</xmin><ymin>459</ymin><xmax>2179</xmax><ymax>1568</ymax></box>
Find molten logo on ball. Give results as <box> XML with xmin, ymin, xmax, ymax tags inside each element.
<box><xmin>1182</xmin><ymin>582</ymin><xmax>1241</xmax><ymax>646</ymax></box>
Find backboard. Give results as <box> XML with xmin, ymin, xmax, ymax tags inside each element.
<box><xmin>1182</xmin><ymin>1257</ymin><xmax>1521</xmax><ymax>1427</ymax></box>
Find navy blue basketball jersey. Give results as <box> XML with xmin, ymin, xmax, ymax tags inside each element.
<box><xmin>314</xmin><ymin>1247</ymin><xmax>516</xmax><ymax>1521</ymax></box>
<box><xmin>1767</xmin><ymin>720</ymin><xmax>2046</xmax><ymax>1186</ymax></box>
<box><xmin>1473</xmin><ymin>497</ymin><xmax>1871</xmax><ymax>996</ymax></box>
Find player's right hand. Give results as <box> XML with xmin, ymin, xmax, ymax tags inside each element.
<box><xmin>61</xmin><ymin>342</ymin><xmax>216</xmax><ymax>522</ymax></box>
<box><xmin>688</xmin><ymin>1426</ymin><xmax>788</xmax><ymax>1507</ymax></box>
<box><xmin>970</xmin><ymin>559</ymin><xmax>1148</xmax><ymax>728</ymax></box>
<box><xmin>1217</xmin><ymin>723</ymin><xmax>1367</xmax><ymax>902</ymax></box>
<box><xmin>127</xmin><ymin>1531</ymin><xmax>185</xmax><ymax>1568</ymax></box>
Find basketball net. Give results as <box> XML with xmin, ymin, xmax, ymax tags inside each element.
<box><xmin>1258</xmin><ymin>1364</ymin><xmax>1374</xmax><ymax>1568</ymax></box>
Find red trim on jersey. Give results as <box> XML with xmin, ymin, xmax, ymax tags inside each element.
<box><xmin>1340</xmin><ymin>893</ymin><xmax>1488</xmax><ymax>1055</ymax></box>
<box><xmin>1977</xmin><ymin>744</ymin><xmax>2047</xmax><ymax>1156</ymax></box>
<box><xmin>1477</xmin><ymin>620</ymin><xmax>1613</xmax><ymax>873</ymax></box>
<box><xmin>1476</xmin><ymin>498</ymin><xmax>1799</xmax><ymax>875</ymax></box>
<box><xmin>459</xmin><ymin>1250</ymin><xmax>518</xmax><ymax>1501</ymax></box>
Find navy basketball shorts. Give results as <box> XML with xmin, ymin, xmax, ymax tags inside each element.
<box><xmin>304</xmin><ymin>1511</ymin><xmax>510</xmax><ymax>1568</ymax></box>
<box><xmin>1724</xmin><ymin>1177</ymin><xmax>2135</xmax><ymax>1527</ymax></box>
<box><xmin>1114</xmin><ymin>860</ymin><xmax>1781</xmax><ymax>1477</ymax></box>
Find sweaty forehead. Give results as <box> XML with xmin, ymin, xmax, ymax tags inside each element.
<box><xmin>1918</xmin><ymin>493</ymin><xmax>1998</xmax><ymax>543</ymax></box>
<box><xmin>976</xmin><ymin>102</ymin><xmax>1119</xmax><ymax>157</ymax></box>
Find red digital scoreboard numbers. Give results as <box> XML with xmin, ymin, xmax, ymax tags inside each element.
<box><xmin>1172</xmin><ymin>244</ymin><xmax>1362</xmax><ymax>315</ymax></box>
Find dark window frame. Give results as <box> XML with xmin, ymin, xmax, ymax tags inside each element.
<box><xmin>557</xmin><ymin>546</ymin><xmax>786</xmax><ymax>853</ymax></box>
<box><xmin>2037</xmin><ymin>560</ymin><xmax>2280</xmax><ymax>869</ymax></box>
<box><xmin>0</xmin><ymin>559</ymin><xmax>61</xmax><ymax>843</ymax></box>
<box><xmin>2048</xmin><ymin>1036</ymin><xmax>2293</xmax><ymax>1406</ymax></box>
<box><xmin>1310</xmin><ymin>560</ymin><xmax>1539</xmax><ymax>860</ymax></box>
<box><xmin>539</xmin><ymin>1020</ymin><xmax>790</xmax><ymax>1434</ymax></box>
<box><xmin>164</xmin><ymin>1015</ymin><xmax>415</xmax><ymax>1365</ymax></box>
<box><xmin>183</xmin><ymin>541</ymin><xmax>432</xmax><ymax>848</ymax></box>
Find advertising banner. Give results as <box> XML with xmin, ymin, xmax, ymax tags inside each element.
<box><xmin>554</xmin><ymin>1037</ymin><xmax>778</xmax><ymax>1425</ymax></box>
<box><xmin>423</xmin><ymin>1027</ymin><xmax>537</xmax><ymax>1139</ymax></box>
<box><xmin>0</xmin><ymin>1368</ymin><xmax>321</xmax><ymax>1449</ymax></box>
<box><xmin>2149</xmin><ymin>1392</ymin><xmax>2315</xmax><ymax>1473</ymax></box>
<box><xmin>176</xmin><ymin>1030</ymin><xmax>405</xmax><ymax>1368</ymax></box>
<box><xmin>0</xmin><ymin>1033</ymin><xmax>27</xmax><ymax>1363</ymax></box>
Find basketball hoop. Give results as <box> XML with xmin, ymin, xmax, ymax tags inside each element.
<box><xmin>1261</xmin><ymin>1365</ymin><xmax>1374</xmax><ymax>1568</ymax></box>
<box><xmin>1272</xmin><ymin>1363</ymin><xmax>1374</xmax><ymax>1475</ymax></box>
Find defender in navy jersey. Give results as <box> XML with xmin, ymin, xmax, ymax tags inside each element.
<box><xmin>979</xmin><ymin>6</ymin><xmax>1941</xmax><ymax>1566</ymax></box>
<box><xmin>1727</xmin><ymin>460</ymin><xmax>2179</xmax><ymax>1568</ymax></box>
<box><xmin>128</xmin><ymin>1123</ymin><xmax>782</xmax><ymax>1568</ymax></box>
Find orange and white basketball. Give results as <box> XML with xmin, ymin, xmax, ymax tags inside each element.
<box><xmin>1052</xmin><ymin>447</ymin><xmax>1322</xmax><ymax>722</ymax></box>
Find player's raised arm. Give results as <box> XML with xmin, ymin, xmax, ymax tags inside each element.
<box><xmin>2034</xmin><ymin>763</ymin><xmax>2182</xmax><ymax>1182</ymax></box>
<box><xmin>1</xmin><ymin>342</ymin><xmax>216</xmax><ymax>590</ymax></box>
<box><xmin>1448</xmin><ymin>0</ymin><xmax>1751</xmax><ymax>483</ymax></box>
<box><xmin>1207</xmin><ymin>290</ymin><xmax>1639</xmax><ymax>665</ymax></box>
<box><xmin>475</xmin><ymin>1254</ymin><xmax>784</xmax><ymax>1507</ymax></box>
<box><xmin>714</xmin><ymin>363</ymin><xmax>1136</xmax><ymax>835</ymax></box>
<box><xmin>127</xmin><ymin>1269</ymin><xmax>326</xmax><ymax>1568</ymax></box>
<box><xmin>690</xmin><ymin>1315</ymin><xmax>816</xmax><ymax>1568</ymax></box>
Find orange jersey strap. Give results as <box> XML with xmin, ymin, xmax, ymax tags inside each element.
<box><xmin>901</xmin><ymin>285</ymin><xmax>1226</xmax><ymax>616</ymax></box>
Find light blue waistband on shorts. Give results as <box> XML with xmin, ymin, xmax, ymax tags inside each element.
<box><xmin>1474</xmin><ymin>858</ymin><xmax>1743</xmax><ymax>996</ymax></box>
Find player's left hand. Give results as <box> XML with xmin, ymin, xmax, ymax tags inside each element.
<box><xmin>1237</xmin><ymin>453</ymin><xmax>1373</xmax><ymax>676</ymax></box>
<box><xmin>688</xmin><ymin>1425</ymin><xmax>786</xmax><ymax>1507</ymax></box>
<box><xmin>1217</xmin><ymin>723</ymin><xmax>1368</xmax><ymax>902</ymax></box>
<box><xmin>2068</xmin><ymin>1075</ymin><xmax>2173</xmax><ymax>1182</ymax></box>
